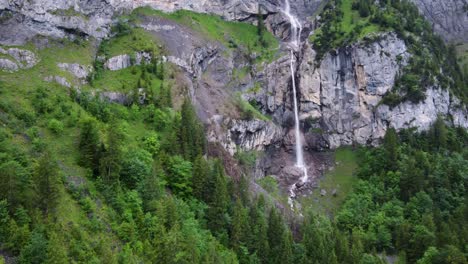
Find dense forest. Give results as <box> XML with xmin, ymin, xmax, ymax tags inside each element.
<box><xmin>1</xmin><ymin>65</ymin><xmax>466</xmax><ymax>263</ymax></box>
<box><xmin>0</xmin><ymin>0</ymin><xmax>467</xmax><ymax>263</ymax></box>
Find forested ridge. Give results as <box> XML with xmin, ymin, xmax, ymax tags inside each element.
<box><xmin>0</xmin><ymin>0</ymin><xmax>467</xmax><ymax>263</ymax></box>
<box><xmin>1</xmin><ymin>69</ymin><xmax>466</xmax><ymax>263</ymax></box>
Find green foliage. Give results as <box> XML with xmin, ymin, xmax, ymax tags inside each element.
<box><xmin>166</xmin><ymin>155</ymin><xmax>193</xmax><ymax>198</ymax></box>
<box><xmin>192</xmin><ymin>155</ymin><xmax>209</xmax><ymax>201</ymax></box>
<box><xmin>47</xmin><ymin>119</ymin><xmax>64</xmax><ymax>134</ymax></box>
<box><xmin>46</xmin><ymin>231</ymin><xmax>68</xmax><ymax>263</ymax></box>
<box><xmin>336</xmin><ymin>121</ymin><xmax>468</xmax><ymax>261</ymax></box>
<box><xmin>78</xmin><ymin>117</ymin><xmax>101</xmax><ymax>174</ymax></box>
<box><xmin>312</xmin><ymin>0</ymin><xmax>467</xmax><ymax>104</ymax></box>
<box><xmin>19</xmin><ymin>230</ymin><xmax>48</xmax><ymax>264</ymax></box>
<box><xmin>178</xmin><ymin>98</ymin><xmax>206</xmax><ymax>161</ymax></box>
<box><xmin>233</xmin><ymin>94</ymin><xmax>269</xmax><ymax>121</ymax></box>
<box><xmin>100</xmin><ymin>119</ymin><xmax>127</xmax><ymax>183</ymax></box>
<box><xmin>311</xmin><ymin>0</ymin><xmax>382</xmax><ymax>60</ymax></box>
<box><xmin>120</xmin><ymin>148</ymin><xmax>152</xmax><ymax>189</ymax></box>
<box><xmin>131</xmin><ymin>7</ymin><xmax>279</xmax><ymax>63</ymax></box>
<box><xmin>206</xmin><ymin>160</ymin><xmax>229</xmax><ymax>238</ymax></box>
<box><xmin>234</xmin><ymin>150</ymin><xmax>257</xmax><ymax>170</ymax></box>
<box><xmin>267</xmin><ymin>208</ymin><xmax>293</xmax><ymax>264</ymax></box>
<box><xmin>34</xmin><ymin>152</ymin><xmax>61</xmax><ymax>217</ymax></box>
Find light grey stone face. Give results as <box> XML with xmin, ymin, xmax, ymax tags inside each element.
<box><xmin>410</xmin><ymin>0</ymin><xmax>468</xmax><ymax>42</ymax></box>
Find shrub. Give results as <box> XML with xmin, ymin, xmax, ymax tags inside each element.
<box><xmin>47</xmin><ymin>119</ymin><xmax>64</xmax><ymax>134</ymax></box>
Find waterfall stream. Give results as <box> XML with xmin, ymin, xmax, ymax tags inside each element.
<box><xmin>282</xmin><ymin>0</ymin><xmax>308</xmax><ymax>207</ymax></box>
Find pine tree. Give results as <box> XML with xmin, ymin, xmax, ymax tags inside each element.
<box><xmin>79</xmin><ymin>117</ymin><xmax>101</xmax><ymax>175</ymax></box>
<box><xmin>34</xmin><ymin>152</ymin><xmax>61</xmax><ymax>217</ymax></box>
<box><xmin>230</xmin><ymin>198</ymin><xmax>251</xmax><ymax>257</ymax></box>
<box><xmin>46</xmin><ymin>231</ymin><xmax>68</xmax><ymax>263</ymax></box>
<box><xmin>178</xmin><ymin>98</ymin><xmax>205</xmax><ymax>161</ymax></box>
<box><xmin>0</xmin><ymin>160</ymin><xmax>30</xmax><ymax>210</ymax></box>
<box><xmin>206</xmin><ymin>160</ymin><xmax>228</xmax><ymax>238</ymax></box>
<box><xmin>267</xmin><ymin>208</ymin><xmax>289</xmax><ymax>264</ymax></box>
<box><xmin>100</xmin><ymin>120</ymin><xmax>126</xmax><ymax>183</ymax></box>
<box><xmin>350</xmin><ymin>229</ymin><xmax>365</xmax><ymax>264</ymax></box>
<box><xmin>432</xmin><ymin>116</ymin><xmax>447</xmax><ymax>149</ymax></box>
<box><xmin>237</xmin><ymin>175</ymin><xmax>250</xmax><ymax>206</ymax></box>
<box><xmin>383</xmin><ymin>127</ymin><xmax>399</xmax><ymax>171</ymax></box>
<box><xmin>192</xmin><ymin>155</ymin><xmax>209</xmax><ymax>201</ymax></box>
<box><xmin>249</xmin><ymin>202</ymin><xmax>269</xmax><ymax>264</ymax></box>
<box><xmin>163</xmin><ymin>83</ymin><xmax>172</xmax><ymax>108</ymax></box>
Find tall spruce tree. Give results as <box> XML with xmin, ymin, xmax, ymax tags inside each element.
<box><xmin>34</xmin><ymin>152</ymin><xmax>61</xmax><ymax>217</ymax></box>
<box><xmin>78</xmin><ymin>117</ymin><xmax>101</xmax><ymax>175</ymax></box>
<box><xmin>100</xmin><ymin>119</ymin><xmax>126</xmax><ymax>183</ymax></box>
<box><xmin>267</xmin><ymin>208</ymin><xmax>290</xmax><ymax>264</ymax></box>
<box><xmin>206</xmin><ymin>160</ymin><xmax>229</xmax><ymax>239</ymax></box>
<box><xmin>383</xmin><ymin>127</ymin><xmax>399</xmax><ymax>171</ymax></box>
<box><xmin>192</xmin><ymin>155</ymin><xmax>209</xmax><ymax>201</ymax></box>
<box><xmin>178</xmin><ymin>98</ymin><xmax>205</xmax><ymax>161</ymax></box>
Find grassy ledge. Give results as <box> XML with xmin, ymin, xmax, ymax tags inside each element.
<box><xmin>130</xmin><ymin>7</ymin><xmax>279</xmax><ymax>63</ymax></box>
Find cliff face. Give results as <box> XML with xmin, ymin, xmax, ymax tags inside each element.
<box><xmin>0</xmin><ymin>0</ymin><xmax>467</xmax><ymax>154</ymax></box>
<box><xmin>247</xmin><ymin>33</ymin><xmax>467</xmax><ymax>149</ymax></box>
<box><xmin>410</xmin><ymin>0</ymin><xmax>468</xmax><ymax>43</ymax></box>
<box><xmin>298</xmin><ymin>33</ymin><xmax>467</xmax><ymax>148</ymax></box>
<box><xmin>0</xmin><ymin>0</ymin><xmax>321</xmax><ymax>45</ymax></box>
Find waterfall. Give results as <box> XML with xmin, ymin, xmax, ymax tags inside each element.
<box><xmin>282</xmin><ymin>0</ymin><xmax>308</xmax><ymax>205</ymax></box>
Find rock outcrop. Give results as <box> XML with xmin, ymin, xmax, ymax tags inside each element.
<box><xmin>44</xmin><ymin>75</ymin><xmax>71</xmax><ymax>87</ymax></box>
<box><xmin>57</xmin><ymin>62</ymin><xmax>92</xmax><ymax>80</ymax></box>
<box><xmin>0</xmin><ymin>0</ymin><xmax>323</xmax><ymax>45</ymax></box>
<box><xmin>296</xmin><ymin>33</ymin><xmax>467</xmax><ymax>148</ymax></box>
<box><xmin>0</xmin><ymin>47</ymin><xmax>38</xmax><ymax>71</ymax></box>
<box><xmin>208</xmin><ymin>116</ymin><xmax>284</xmax><ymax>155</ymax></box>
<box><xmin>104</xmin><ymin>52</ymin><xmax>152</xmax><ymax>71</ymax></box>
<box><xmin>0</xmin><ymin>0</ymin><xmax>123</xmax><ymax>45</ymax></box>
<box><xmin>410</xmin><ymin>0</ymin><xmax>468</xmax><ymax>42</ymax></box>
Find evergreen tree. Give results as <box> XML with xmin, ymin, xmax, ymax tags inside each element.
<box><xmin>46</xmin><ymin>231</ymin><xmax>68</xmax><ymax>263</ymax></box>
<box><xmin>178</xmin><ymin>98</ymin><xmax>205</xmax><ymax>161</ymax></box>
<box><xmin>34</xmin><ymin>152</ymin><xmax>61</xmax><ymax>217</ymax></box>
<box><xmin>192</xmin><ymin>155</ymin><xmax>209</xmax><ymax>201</ymax></box>
<box><xmin>230</xmin><ymin>198</ymin><xmax>251</xmax><ymax>259</ymax></box>
<box><xmin>431</xmin><ymin>116</ymin><xmax>447</xmax><ymax>149</ymax></box>
<box><xmin>267</xmin><ymin>208</ymin><xmax>289</xmax><ymax>264</ymax></box>
<box><xmin>19</xmin><ymin>230</ymin><xmax>48</xmax><ymax>264</ymax></box>
<box><xmin>100</xmin><ymin>120</ymin><xmax>126</xmax><ymax>183</ymax></box>
<box><xmin>0</xmin><ymin>160</ymin><xmax>30</xmax><ymax>210</ymax></box>
<box><xmin>78</xmin><ymin>117</ymin><xmax>101</xmax><ymax>175</ymax></box>
<box><xmin>383</xmin><ymin>127</ymin><xmax>399</xmax><ymax>171</ymax></box>
<box><xmin>237</xmin><ymin>175</ymin><xmax>250</xmax><ymax>206</ymax></box>
<box><xmin>249</xmin><ymin>202</ymin><xmax>269</xmax><ymax>264</ymax></box>
<box><xmin>302</xmin><ymin>214</ymin><xmax>337</xmax><ymax>264</ymax></box>
<box><xmin>206</xmin><ymin>160</ymin><xmax>229</xmax><ymax>238</ymax></box>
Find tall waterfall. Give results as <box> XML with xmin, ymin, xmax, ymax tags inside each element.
<box><xmin>282</xmin><ymin>0</ymin><xmax>308</xmax><ymax>204</ymax></box>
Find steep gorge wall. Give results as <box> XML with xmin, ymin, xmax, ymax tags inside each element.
<box><xmin>248</xmin><ymin>33</ymin><xmax>467</xmax><ymax>150</ymax></box>
<box><xmin>410</xmin><ymin>0</ymin><xmax>468</xmax><ymax>43</ymax></box>
<box><xmin>300</xmin><ymin>33</ymin><xmax>467</xmax><ymax>148</ymax></box>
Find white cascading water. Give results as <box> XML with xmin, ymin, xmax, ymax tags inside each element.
<box><xmin>282</xmin><ymin>0</ymin><xmax>308</xmax><ymax>206</ymax></box>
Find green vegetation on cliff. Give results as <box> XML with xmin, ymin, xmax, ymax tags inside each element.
<box><xmin>312</xmin><ymin>0</ymin><xmax>467</xmax><ymax>105</ymax></box>
<box><xmin>0</xmin><ymin>5</ymin><xmax>466</xmax><ymax>264</ymax></box>
<box><xmin>131</xmin><ymin>7</ymin><xmax>279</xmax><ymax>63</ymax></box>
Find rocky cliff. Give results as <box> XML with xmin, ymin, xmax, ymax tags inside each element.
<box><xmin>0</xmin><ymin>0</ymin><xmax>320</xmax><ymax>45</ymax></box>
<box><xmin>298</xmin><ymin>33</ymin><xmax>467</xmax><ymax>148</ymax></box>
<box><xmin>410</xmin><ymin>0</ymin><xmax>468</xmax><ymax>43</ymax></box>
<box><xmin>1</xmin><ymin>0</ymin><xmax>467</xmax><ymax>152</ymax></box>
